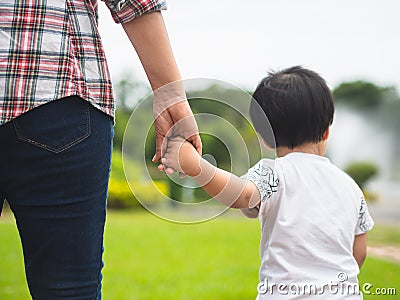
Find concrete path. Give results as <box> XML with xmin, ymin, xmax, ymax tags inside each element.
<box><xmin>368</xmin><ymin>245</ymin><xmax>400</xmax><ymax>264</ymax></box>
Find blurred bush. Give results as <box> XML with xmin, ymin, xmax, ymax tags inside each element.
<box><xmin>345</xmin><ymin>161</ymin><xmax>379</xmax><ymax>201</ymax></box>
<box><xmin>345</xmin><ymin>161</ymin><xmax>379</xmax><ymax>189</ymax></box>
<box><xmin>108</xmin><ymin>177</ymin><xmax>168</xmax><ymax>209</ymax></box>
<box><xmin>108</xmin><ymin>150</ymin><xmax>169</xmax><ymax>209</ymax></box>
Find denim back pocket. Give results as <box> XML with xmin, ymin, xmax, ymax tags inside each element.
<box><xmin>13</xmin><ymin>97</ymin><xmax>91</xmax><ymax>153</ymax></box>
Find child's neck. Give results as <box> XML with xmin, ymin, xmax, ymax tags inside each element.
<box><xmin>276</xmin><ymin>141</ymin><xmax>327</xmax><ymax>158</ymax></box>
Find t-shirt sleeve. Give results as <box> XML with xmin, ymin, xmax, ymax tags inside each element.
<box><xmin>102</xmin><ymin>0</ymin><xmax>167</xmax><ymax>24</ymax></box>
<box><xmin>240</xmin><ymin>159</ymin><xmax>279</xmax><ymax>218</ymax></box>
<box><xmin>355</xmin><ymin>197</ymin><xmax>374</xmax><ymax>235</ymax></box>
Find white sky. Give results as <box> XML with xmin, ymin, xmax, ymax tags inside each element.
<box><xmin>98</xmin><ymin>0</ymin><xmax>400</xmax><ymax>92</ymax></box>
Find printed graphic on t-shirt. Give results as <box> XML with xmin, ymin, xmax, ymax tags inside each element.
<box><xmin>358</xmin><ymin>197</ymin><xmax>371</xmax><ymax>232</ymax></box>
<box><xmin>247</xmin><ymin>162</ymin><xmax>279</xmax><ymax>202</ymax></box>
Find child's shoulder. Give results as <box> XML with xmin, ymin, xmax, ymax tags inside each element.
<box><xmin>289</xmin><ymin>153</ymin><xmax>363</xmax><ymax>194</ymax></box>
<box><xmin>273</xmin><ymin>153</ymin><xmax>363</xmax><ymax>190</ymax></box>
<box><xmin>247</xmin><ymin>158</ymin><xmax>277</xmax><ymax>177</ymax></box>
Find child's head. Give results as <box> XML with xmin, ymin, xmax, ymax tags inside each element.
<box><xmin>250</xmin><ymin>66</ymin><xmax>334</xmax><ymax>149</ymax></box>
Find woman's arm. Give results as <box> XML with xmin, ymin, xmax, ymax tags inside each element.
<box><xmin>122</xmin><ymin>12</ymin><xmax>202</xmax><ymax>168</ymax></box>
<box><xmin>122</xmin><ymin>11</ymin><xmax>179</xmax><ymax>90</ymax></box>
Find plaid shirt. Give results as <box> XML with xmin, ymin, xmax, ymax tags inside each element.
<box><xmin>0</xmin><ymin>0</ymin><xmax>166</xmax><ymax>125</ymax></box>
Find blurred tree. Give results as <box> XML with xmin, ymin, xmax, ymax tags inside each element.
<box><xmin>114</xmin><ymin>109</ymin><xmax>131</xmax><ymax>150</ymax></box>
<box><xmin>192</xmin><ymin>133</ymin><xmax>231</xmax><ymax>202</ymax></box>
<box><xmin>333</xmin><ymin>81</ymin><xmax>384</xmax><ymax>108</ymax></box>
<box><xmin>334</xmin><ymin>81</ymin><xmax>400</xmax><ymax>179</ymax></box>
<box><xmin>187</xmin><ymin>87</ymin><xmax>262</xmax><ymax>168</ymax></box>
<box><xmin>115</xmin><ymin>72</ymin><xmax>144</xmax><ymax>111</ymax></box>
<box><xmin>113</xmin><ymin>73</ymin><xmax>150</xmax><ymax>150</ymax></box>
<box><xmin>381</xmin><ymin>86</ymin><xmax>400</xmax><ymax>104</ymax></box>
<box><xmin>200</xmin><ymin>133</ymin><xmax>231</xmax><ymax>170</ymax></box>
<box><xmin>168</xmin><ymin>179</ymin><xmax>183</xmax><ymax>203</ymax></box>
<box><xmin>144</xmin><ymin>124</ymin><xmax>156</xmax><ymax>163</ymax></box>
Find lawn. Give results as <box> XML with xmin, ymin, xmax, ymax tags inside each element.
<box><xmin>0</xmin><ymin>210</ymin><xmax>399</xmax><ymax>299</ymax></box>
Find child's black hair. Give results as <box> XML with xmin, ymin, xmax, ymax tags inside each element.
<box><xmin>250</xmin><ymin>66</ymin><xmax>334</xmax><ymax>149</ymax></box>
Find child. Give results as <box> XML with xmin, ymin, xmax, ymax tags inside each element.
<box><xmin>162</xmin><ymin>66</ymin><xmax>374</xmax><ymax>299</ymax></box>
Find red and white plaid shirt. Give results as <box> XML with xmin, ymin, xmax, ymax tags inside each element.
<box><xmin>0</xmin><ymin>0</ymin><xmax>166</xmax><ymax>125</ymax></box>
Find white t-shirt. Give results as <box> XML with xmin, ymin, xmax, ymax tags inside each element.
<box><xmin>241</xmin><ymin>152</ymin><xmax>374</xmax><ymax>300</ymax></box>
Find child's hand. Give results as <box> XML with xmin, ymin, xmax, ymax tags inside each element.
<box><xmin>162</xmin><ymin>136</ymin><xmax>201</xmax><ymax>177</ymax></box>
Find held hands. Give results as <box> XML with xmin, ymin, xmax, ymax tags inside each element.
<box><xmin>152</xmin><ymin>81</ymin><xmax>202</xmax><ymax>175</ymax></box>
<box><xmin>161</xmin><ymin>136</ymin><xmax>201</xmax><ymax>177</ymax></box>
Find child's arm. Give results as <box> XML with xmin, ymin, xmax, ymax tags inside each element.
<box><xmin>162</xmin><ymin>138</ymin><xmax>261</xmax><ymax>209</ymax></box>
<box><xmin>353</xmin><ymin>233</ymin><xmax>368</xmax><ymax>268</ymax></box>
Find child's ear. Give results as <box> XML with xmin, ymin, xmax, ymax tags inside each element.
<box><xmin>322</xmin><ymin>127</ymin><xmax>330</xmax><ymax>141</ymax></box>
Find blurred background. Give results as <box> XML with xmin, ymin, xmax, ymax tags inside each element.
<box><xmin>100</xmin><ymin>0</ymin><xmax>400</xmax><ymax>222</ymax></box>
<box><xmin>1</xmin><ymin>0</ymin><xmax>399</xmax><ymax>299</ymax></box>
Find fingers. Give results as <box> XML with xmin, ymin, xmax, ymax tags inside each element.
<box><xmin>154</xmin><ymin>131</ymin><xmax>177</xmax><ymax>173</ymax></box>
<box><xmin>190</xmin><ymin>134</ymin><xmax>202</xmax><ymax>156</ymax></box>
<box><xmin>160</xmin><ymin>137</ymin><xmax>186</xmax><ymax>173</ymax></box>
<box><xmin>160</xmin><ymin>139</ymin><xmax>176</xmax><ymax>173</ymax></box>
<box><xmin>154</xmin><ymin>136</ymin><xmax>170</xmax><ymax>172</ymax></box>
<box><xmin>165</xmin><ymin>167</ymin><xmax>175</xmax><ymax>175</ymax></box>
<box><xmin>160</xmin><ymin>158</ymin><xmax>175</xmax><ymax>174</ymax></box>
<box><xmin>152</xmin><ymin>153</ymin><xmax>160</xmax><ymax>163</ymax></box>
<box><xmin>152</xmin><ymin>129</ymin><xmax>163</xmax><ymax>163</ymax></box>
<box><xmin>156</xmin><ymin>136</ymin><xmax>195</xmax><ymax>176</ymax></box>
<box><xmin>154</xmin><ymin>125</ymin><xmax>199</xmax><ymax>175</ymax></box>
<box><xmin>158</xmin><ymin>163</ymin><xmax>176</xmax><ymax>175</ymax></box>
<box><xmin>160</xmin><ymin>158</ymin><xmax>176</xmax><ymax>174</ymax></box>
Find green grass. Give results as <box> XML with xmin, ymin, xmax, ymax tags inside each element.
<box><xmin>367</xmin><ymin>224</ymin><xmax>400</xmax><ymax>247</ymax></box>
<box><xmin>0</xmin><ymin>217</ymin><xmax>29</xmax><ymax>298</ymax></box>
<box><xmin>102</xmin><ymin>211</ymin><xmax>259</xmax><ymax>300</ymax></box>
<box><xmin>0</xmin><ymin>210</ymin><xmax>399</xmax><ymax>299</ymax></box>
<box><xmin>359</xmin><ymin>257</ymin><xmax>399</xmax><ymax>299</ymax></box>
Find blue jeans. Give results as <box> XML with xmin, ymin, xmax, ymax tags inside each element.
<box><xmin>0</xmin><ymin>96</ymin><xmax>113</xmax><ymax>299</ymax></box>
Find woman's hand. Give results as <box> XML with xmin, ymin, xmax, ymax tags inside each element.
<box><xmin>153</xmin><ymin>93</ymin><xmax>201</xmax><ymax>174</ymax></box>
